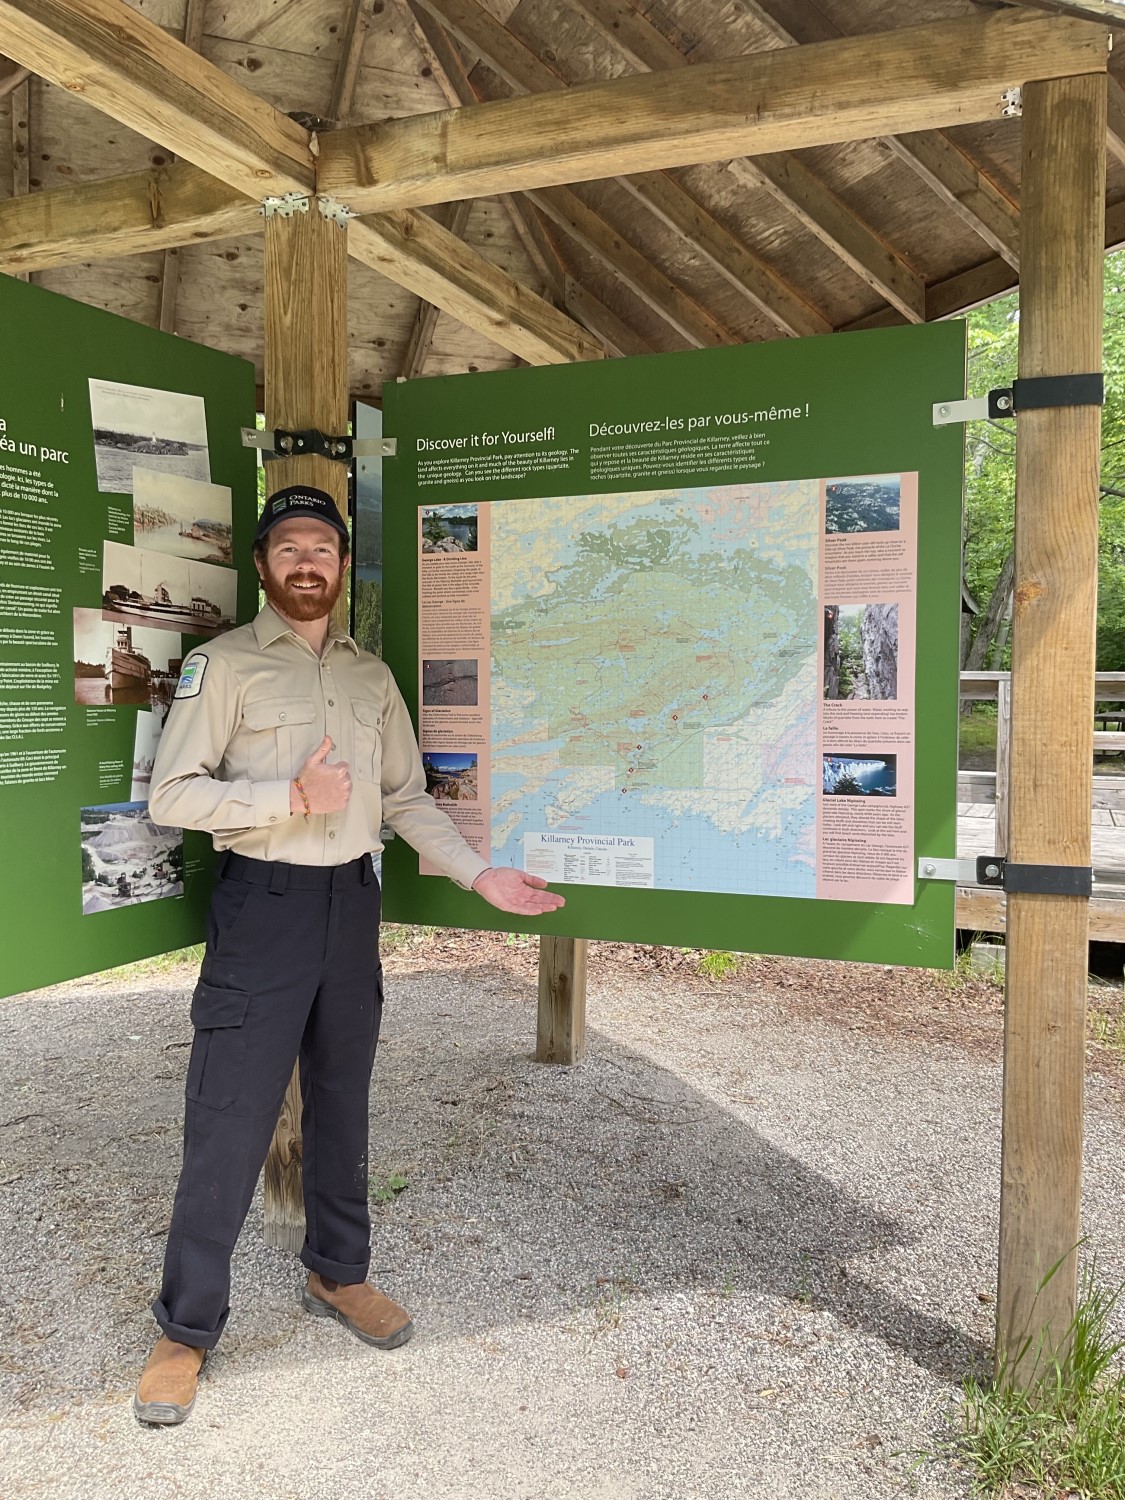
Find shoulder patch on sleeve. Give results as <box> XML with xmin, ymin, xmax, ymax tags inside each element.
<box><xmin>174</xmin><ymin>654</ymin><xmax>208</xmax><ymax>699</ymax></box>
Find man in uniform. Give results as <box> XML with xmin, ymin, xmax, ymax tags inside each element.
<box><xmin>134</xmin><ymin>484</ymin><xmax>563</xmax><ymax>1425</ymax></box>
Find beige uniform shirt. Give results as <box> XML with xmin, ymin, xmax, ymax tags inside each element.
<box><xmin>148</xmin><ymin>605</ymin><xmax>489</xmax><ymax>890</ymax></box>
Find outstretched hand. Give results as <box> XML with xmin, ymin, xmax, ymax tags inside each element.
<box><xmin>471</xmin><ymin>866</ymin><xmax>565</xmax><ymax>915</ymax></box>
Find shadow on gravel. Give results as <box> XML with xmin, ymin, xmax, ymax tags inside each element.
<box><xmin>0</xmin><ymin>972</ymin><xmax>991</xmax><ymax>1413</ymax></box>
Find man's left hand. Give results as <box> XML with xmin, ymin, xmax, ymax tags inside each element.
<box><xmin>471</xmin><ymin>867</ymin><xmax>566</xmax><ymax>915</ymax></box>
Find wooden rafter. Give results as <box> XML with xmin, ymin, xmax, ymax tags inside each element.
<box><xmin>0</xmin><ymin>53</ymin><xmax>27</xmax><ymax>97</ymax></box>
<box><xmin>398</xmin><ymin>198</ymin><xmax>474</xmax><ymax>377</ymax></box>
<box><xmin>348</xmin><ymin>211</ymin><xmax>603</xmax><ymax>365</ymax></box>
<box><xmin>157</xmin><ymin>0</ymin><xmax>208</xmax><ymax>336</ymax></box>
<box><xmin>569</xmin><ymin>0</ymin><xmax>924</xmax><ymax>322</ymax></box>
<box><xmin>735</xmin><ymin>0</ymin><xmax>1026</xmax><ymax>268</ymax></box>
<box><xmin>393</xmin><ymin>0</ymin><xmax>645</xmax><ymax>352</ymax></box>
<box><xmin>0</xmin><ymin>0</ymin><xmax>598</xmax><ymax>366</ymax></box>
<box><xmin>412</xmin><ymin>0</ymin><xmax>831</xmax><ymax>338</ymax></box>
<box><xmin>317</xmin><ymin>11</ymin><xmax>1107</xmax><ymax>212</ymax></box>
<box><xmin>528</xmin><ymin>184</ymin><xmax>739</xmax><ymax>347</ymax></box>
<box><xmin>0</xmin><ymin>0</ymin><xmax>315</xmax><ymax>198</ymax></box>
<box><xmin>330</xmin><ymin>0</ymin><xmax>376</xmax><ymax>126</ymax></box>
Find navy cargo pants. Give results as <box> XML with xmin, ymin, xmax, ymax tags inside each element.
<box><xmin>153</xmin><ymin>852</ymin><xmax>383</xmax><ymax>1349</ymax></box>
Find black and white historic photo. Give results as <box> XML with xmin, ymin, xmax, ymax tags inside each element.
<box><xmin>73</xmin><ymin>606</ymin><xmax>183</xmax><ymax>710</ymax></box>
<box><xmin>88</xmin><ymin>377</ymin><xmax>210</xmax><ymax>494</ymax></box>
<box><xmin>101</xmin><ymin>540</ymin><xmax>237</xmax><ymax>637</ymax></box>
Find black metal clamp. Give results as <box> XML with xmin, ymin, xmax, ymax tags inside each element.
<box><xmin>934</xmin><ymin>373</ymin><xmax>1105</xmax><ymax>426</ymax></box>
<box><xmin>975</xmin><ymin>857</ymin><xmax>1093</xmax><ymax>898</ymax></box>
<box><xmin>240</xmin><ymin>427</ymin><xmax>396</xmax><ymax>462</ymax></box>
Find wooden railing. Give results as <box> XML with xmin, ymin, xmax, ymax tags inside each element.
<box><xmin>959</xmin><ymin>671</ymin><xmax>1125</xmax><ymax>854</ymax></box>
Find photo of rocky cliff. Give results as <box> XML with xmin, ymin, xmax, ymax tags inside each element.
<box><xmin>824</xmin><ymin>603</ymin><xmax>898</xmax><ymax>701</ymax></box>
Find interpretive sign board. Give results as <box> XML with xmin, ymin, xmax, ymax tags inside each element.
<box><xmin>381</xmin><ymin>324</ymin><xmax>965</xmax><ymax>966</ymax></box>
<box><xmin>0</xmin><ymin>276</ymin><xmax>257</xmax><ymax>998</ymax></box>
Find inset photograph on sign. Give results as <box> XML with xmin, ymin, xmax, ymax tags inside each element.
<box><xmin>421</xmin><ymin>504</ymin><xmax>478</xmax><ymax>554</ymax></box>
<box><xmin>823</xmin><ymin>603</ymin><xmax>898</xmax><ymax>701</ymax></box>
<box><xmin>101</xmin><ymin>540</ymin><xmax>236</xmax><ymax>637</ymax></box>
<box><xmin>422</xmin><ymin>658</ymin><xmax>479</xmax><ymax>707</ymax></box>
<box><xmin>80</xmin><ymin>800</ymin><xmax>184</xmax><ymax>913</ymax></box>
<box><xmin>89</xmin><ymin>377</ymin><xmax>210</xmax><ymax>494</ymax></box>
<box><xmin>423</xmin><ymin>751</ymin><xmax>479</xmax><ymax>801</ymax></box>
<box><xmin>133</xmin><ymin>469</ymin><xmax>232</xmax><ymax>564</ymax></box>
<box><xmin>73</xmin><ymin>606</ymin><xmax>183</xmax><ymax>711</ymax></box>
<box><xmin>822</xmin><ymin>753</ymin><xmax>897</xmax><ymax>797</ymax></box>
<box><xmin>825</xmin><ymin>474</ymin><xmax>901</xmax><ymax>534</ymax></box>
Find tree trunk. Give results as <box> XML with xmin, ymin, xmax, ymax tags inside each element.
<box><xmin>965</xmin><ymin>547</ymin><xmax>1015</xmax><ymax>671</ymax></box>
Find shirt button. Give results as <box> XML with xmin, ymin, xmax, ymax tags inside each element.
<box><xmin>328</xmin><ymin>698</ymin><xmax>334</xmax><ymax>706</ymax></box>
<box><xmin>279</xmin><ymin>712</ymin><xmax>287</xmax><ymax>721</ymax></box>
<box><xmin>269</xmin><ymin>816</ymin><xmax>277</xmax><ymax>823</ymax></box>
<box><xmin>328</xmin><ymin>831</ymin><xmax>336</xmax><ymax>839</ymax></box>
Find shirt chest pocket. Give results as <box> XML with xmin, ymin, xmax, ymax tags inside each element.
<box><xmin>351</xmin><ymin>699</ymin><xmax>382</xmax><ymax>784</ymax></box>
<box><xmin>241</xmin><ymin>697</ymin><xmax>318</xmax><ymax>781</ymax></box>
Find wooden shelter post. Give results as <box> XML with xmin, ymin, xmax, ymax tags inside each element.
<box><xmin>537</xmin><ymin>936</ymin><xmax>587</xmax><ymax>1064</ymax></box>
<box><xmin>997</xmin><ymin>70</ymin><xmax>1106</xmax><ymax>1384</ymax></box>
<box><xmin>260</xmin><ymin>199</ymin><xmax>350</xmax><ymax>1253</ymax></box>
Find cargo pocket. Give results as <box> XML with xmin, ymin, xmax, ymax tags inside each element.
<box><xmin>351</xmin><ymin>700</ymin><xmax>382</xmax><ymax>783</ymax></box>
<box><xmin>186</xmin><ymin>982</ymin><xmax>252</xmax><ymax>1110</ymax></box>
<box><xmin>241</xmin><ymin>696</ymin><xmax>317</xmax><ymax>779</ymax></box>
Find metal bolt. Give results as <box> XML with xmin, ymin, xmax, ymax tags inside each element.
<box><xmin>996</xmin><ymin>395</ymin><xmax>1012</xmax><ymax>411</ymax></box>
<box><xmin>279</xmin><ymin>435</ymin><xmax>294</xmax><ymax>452</ymax></box>
<box><xmin>938</xmin><ymin>406</ymin><xmax>949</xmax><ymax>418</ymax></box>
<box><xmin>985</xmin><ymin>863</ymin><xmax>1000</xmax><ymax>879</ymax></box>
<box><xmin>923</xmin><ymin>862</ymin><xmax>936</xmax><ymax>876</ymax></box>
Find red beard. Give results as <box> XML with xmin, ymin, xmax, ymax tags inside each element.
<box><xmin>261</xmin><ymin>567</ymin><xmax>345</xmax><ymax>623</ymax></box>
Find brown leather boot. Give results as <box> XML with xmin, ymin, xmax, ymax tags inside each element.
<box><xmin>302</xmin><ymin>1272</ymin><xmax>414</xmax><ymax>1349</ymax></box>
<box><xmin>133</xmin><ymin>1336</ymin><xmax>206</xmax><ymax>1425</ymax></box>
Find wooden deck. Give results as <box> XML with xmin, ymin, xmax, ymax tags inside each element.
<box><xmin>955</xmin><ymin>787</ymin><xmax>1125</xmax><ymax>938</ymax></box>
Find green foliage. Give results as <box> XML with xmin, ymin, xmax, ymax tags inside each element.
<box><xmin>369</xmin><ymin>1171</ymin><xmax>410</xmax><ymax>1204</ymax></box>
<box><xmin>964</xmin><ymin>251</ymin><xmax>1125</xmax><ymax>670</ymax></box>
<box><xmin>697</xmin><ymin>949</ymin><xmax>740</xmax><ymax>981</ymax></box>
<box><xmin>954</xmin><ymin>1263</ymin><xmax>1125</xmax><ymax>1499</ymax></box>
<box><xmin>354</xmin><ymin>576</ymin><xmax>382</xmax><ymax>658</ymax></box>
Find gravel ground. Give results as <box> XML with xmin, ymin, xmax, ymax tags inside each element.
<box><xmin>0</xmin><ymin>934</ymin><xmax>1122</xmax><ymax>1500</ymax></box>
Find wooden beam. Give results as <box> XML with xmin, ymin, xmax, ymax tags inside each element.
<box><xmin>260</xmin><ymin>200</ymin><xmax>351</xmax><ymax>1251</ymax></box>
<box><xmin>740</xmin><ymin>0</ymin><xmax>1028</xmax><ymax>266</ymax></box>
<box><xmin>528</xmin><ymin>184</ymin><xmax>739</xmax><ymax>347</ymax></box>
<box><xmin>997</xmin><ymin>72</ymin><xmax>1106</xmax><ymax>1385</ymax></box>
<box><xmin>411</xmin><ymin>0</ymin><xmax>833</xmax><ymax>338</ymax></box>
<box><xmin>0</xmin><ymin>0</ymin><xmax>314</xmax><ymax>198</ymax></box>
<box><xmin>349</xmin><ymin>210</ymin><xmax>605</xmax><ymax>365</ymax></box>
<box><xmin>319</xmin><ymin>11</ymin><xmax>1108</xmax><ymax>212</ymax></box>
<box><xmin>617</xmin><ymin>171</ymin><xmax>829</xmax><ymax>337</ymax></box>
<box><xmin>398</xmin><ymin>0</ymin><xmax>653</xmax><ymax>351</ymax></box>
<box><xmin>570</xmin><ymin>0</ymin><xmax>923</xmax><ymax>321</ymax></box>
<box><xmin>0</xmin><ymin>162</ymin><xmax>259</xmax><ymax>273</ymax></box>
<box><xmin>399</xmin><ymin>197</ymin><xmax>474</xmax><ymax>377</ymax></box>
<box><xmin>887</xmin><ymin>132</ymin><xmax>1021</xmax><ymax>269</ymax></box>
<box><xmin>536</xmin><ymin>935</ymin><xmax>587</xmax><ymax>1064</ymax></box>
<box><xmin>157</xmin><ymin>0</ymin><xmax>208</xmax><ymax>339</ymax></box>
<box><xmin>0</xmin><ymin>53</ymin><xmax>28</xmax><ymax>97</ymax></box>
<box><xmin>1106</xmin><ymin>74</ymin><xmax>1125</xmax><ymax>166</ymax></box>
<box><xmin>563</xmin><ymin>275</ymin><xmax>654</xmax><ymax>357</ymax></box>
<box><xmin>9</xmin><ymin>73</ymin><xmax>27</xmax><ymax>283</ymax></box>
<box><xmin>330</xmin><ymin>0</ymin><xmax>376</xmax><ymax>126</ymax></box>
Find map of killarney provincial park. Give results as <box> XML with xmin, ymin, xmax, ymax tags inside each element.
<box><xmin>488</xmin><ymin>481</ymin><xmax>820</xmax><ymax>897</ymax></box>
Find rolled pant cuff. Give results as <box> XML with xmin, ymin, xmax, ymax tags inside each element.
<box><xmin>151</xmin><ymin>1296</ymin><xmax>227</xmax><ymax>1351</ymax></box>
<box><xmin>300</xmin><ymin>1243</ymin><xmax>370</xmax><ymax>1284</ymax></box>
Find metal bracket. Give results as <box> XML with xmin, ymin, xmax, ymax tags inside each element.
<box><xmin>240</xmin><ymin>428</ymin><xmax>396</xmax><ymax>461</ymax></box>
<box><xmin>917</xmin><ymin>855</ymin><xmax>1093</xmax><ymax>896</ymax></box>
<box><xmin>933</xmin><ymin>373</ymin><xmax>1104</xmax><ymax>426</ymax></box>
<box><xmin>260</xmin><ymin>192</ymin><xmax>310</xmax><ymax>220</ymax></box>
<box><xmin>318</xmin><ymin>196</ymin><xmax>355</xmax><ymax>230</ymax></box>
<box><xmin>1001</xmin><ymin>86</ymin><xmax>1023</xmax><ymax>119</ymax></box>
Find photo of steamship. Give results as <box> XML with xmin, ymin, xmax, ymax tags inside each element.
<box><xmin>73</xmin><ymin>607</ymin><xmax>182</xmax><ymax>711</ymax></box>
<box><xmin>101</xmin><ymin>540</ymin><xmax>237</xmax><ymax>639</ymax></box>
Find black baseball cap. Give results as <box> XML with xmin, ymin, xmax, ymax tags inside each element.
<box><xmin>254</xmin><ymin>485</ymin><xmax>350</xmax><ymax>545</ymax></box>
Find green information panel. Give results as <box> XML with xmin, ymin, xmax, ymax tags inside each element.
<box><xmin>381</xmin><ymin>323</ymin><xmax>965</xmax><ymax>967</ymax></box>
<box><xmin>0</xmin><ymin>275</ymin><xmax>257</xmax><ymax>998</ymax></box>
